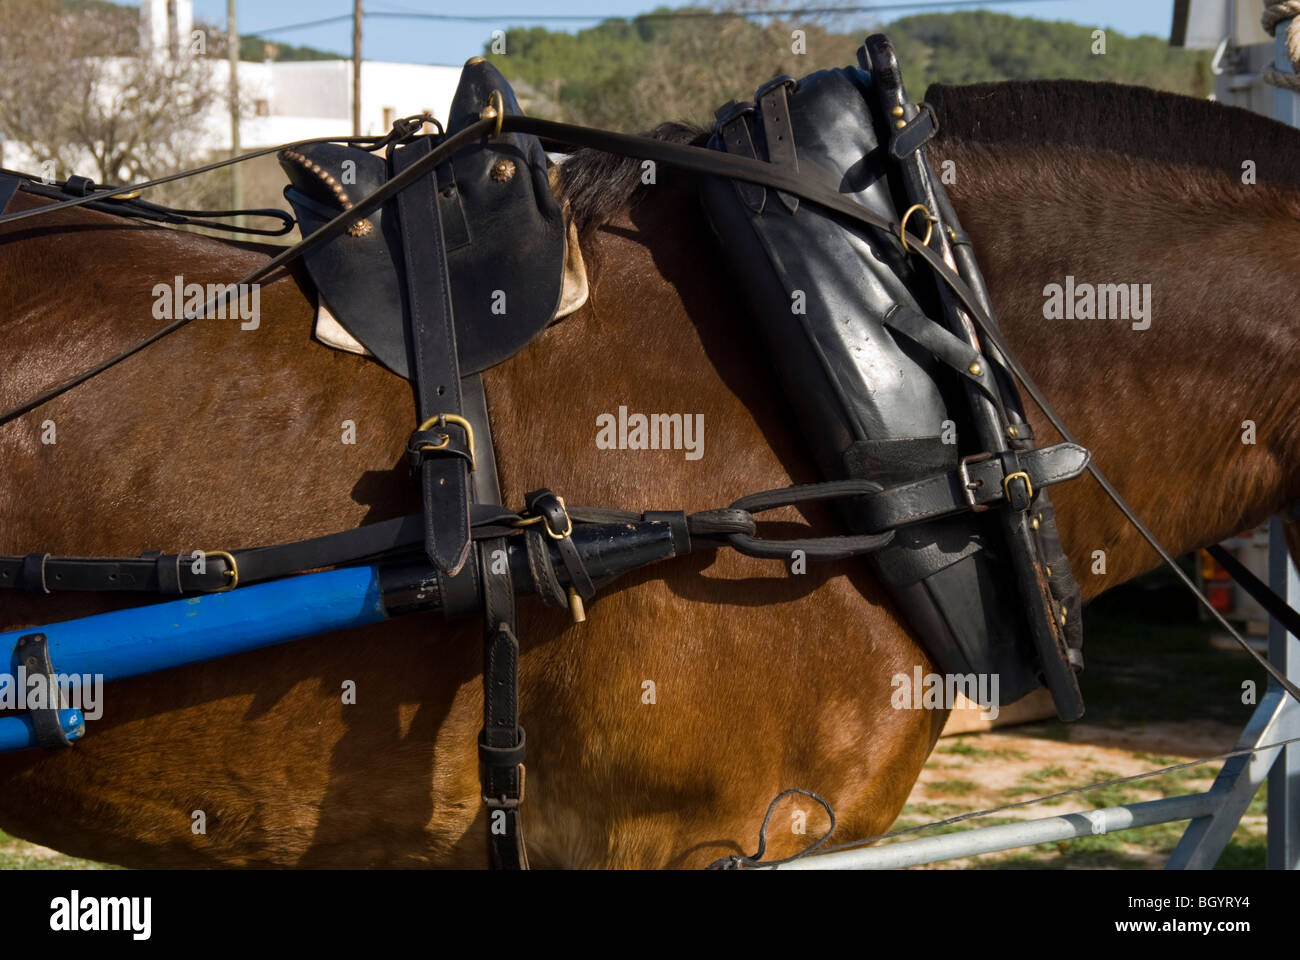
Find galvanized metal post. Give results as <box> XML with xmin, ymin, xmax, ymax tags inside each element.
<box><xmin>1266</xmin><ymin>14</ymin><xmax>1300</xmax><ymax>870</ymax></box>
<box><xmin>1265</xmin><ymin>519</ymin><xmax>1300</xmax><ymax>870</ymax></box>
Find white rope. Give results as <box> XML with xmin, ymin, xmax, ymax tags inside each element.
<box><xmin>1262</xmin><ymin>0</ymin><xmax>1300</xmax><ymax>91</ymax></box>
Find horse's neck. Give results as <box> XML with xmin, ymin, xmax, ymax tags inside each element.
<box><xmin>942</xmin><ymin>141</ymin><xmax>1300</xmax><ymax>597</ymax></box>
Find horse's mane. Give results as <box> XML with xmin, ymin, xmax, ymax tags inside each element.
<box><xmin>557</xmin><ymin>80</ymin><xmax>1300</xmax><ymax>233</ymax></box>
<box><xmin>926</xmin><ymin>79</ymin><xmax>1300</xmax><ymax>189</ymax></box>
<box><xmin>556</xmin><ymin>122</ymin><xmax>708</xmax><ymax>238</ymax></box>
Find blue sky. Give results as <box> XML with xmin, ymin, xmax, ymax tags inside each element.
<box><xmin>166</xmin><ymin>1</ymin><xmax>1180</xmax><ymax>67</ymax></box>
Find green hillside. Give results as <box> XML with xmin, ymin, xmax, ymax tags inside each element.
<box><xmin>485</xmin><ymin>9</ymin><xmax>1210</xmax><ymax>129</ymax></box>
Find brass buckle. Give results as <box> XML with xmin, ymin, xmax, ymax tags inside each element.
<box><xmin>510</xmin><ymin>495</ymin><xmax>572</xmax><ymax>540</ymax></box>
<box><xmin>542</xmin><ymin>495</ymin><xmax>572</xmax><ymax>541</ymax></box>
<box><xmin>415</xmin><ymin>413</ymin><xmax>476</xmax><ymax>471</ymax></box>
<box><xmin>204</xmin><ymin>550</ymin><xmax>239</xmax><ymax>592</ymax></box>
<box><xmin>1003</xmin><ymin>470</ymin><xmax>1033</xmax><ymax>505</ymax></box>
<box><xmin>899</xmin><ymin>203</ymin><xmax>937</xmax><ymax>253</ymax></box>
<box><xmin>958</xmin><ymin>453</ymin><xmax>994</xmax><ymax>512</ymax></box>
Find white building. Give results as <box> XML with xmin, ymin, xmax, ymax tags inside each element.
<box><xmin>159</xmin><ymin>0</ymin><xmax>464</xmax><ymax>147</ymax></box>
<box><xmin>1</xmin><ymin>0</ymin><xmax>465</xmax><ymax>173</ymax></box>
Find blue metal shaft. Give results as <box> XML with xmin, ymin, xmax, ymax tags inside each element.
<box><xmin>0</xmin><ymin>710</ymin><xmax>84</xmax><ymax>752</ymax></box>
<box><xmin>1</xmin><ymin>565</ymin><xmax>386</xmax><ymax>684</ymax></box>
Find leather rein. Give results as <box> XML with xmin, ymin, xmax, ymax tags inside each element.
<box><xmin>2</xmin><ymin>110</ymin><xmax>1298</xmax><ymax>707</ymax></box>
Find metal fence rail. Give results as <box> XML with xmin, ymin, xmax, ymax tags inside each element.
<box><xmin>770</xmin><ymin>794</ymin><xmax>1218</xmax><ymax>870</ymax></box>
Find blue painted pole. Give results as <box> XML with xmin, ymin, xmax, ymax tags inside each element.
<box><xmin>0</xmin><ymin>565</ymin><xmax>386</xmax><ymax>684</ymax></box>
<box><xmin>0</xmin><ymin>710</ymin><xmax>85</xmax><ymax>752</ymax></box>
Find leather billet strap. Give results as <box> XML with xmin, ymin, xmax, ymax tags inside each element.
<box><xmin>756</xmin><ymin>75</ymin><xmax>800</xmax><ymax>214</ymax></box>
<box><xmin>858</xmin><ymin>443</ymin><xmax>1089</xmax><ymax>531</ymax></box>
<box><xmin>390</xmin><ymin>137</ymin><xmax>473</xmax><ymax>577</ymax></box>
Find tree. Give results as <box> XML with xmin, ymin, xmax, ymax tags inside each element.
<box><xmin>0</xmin><ymin>0</ymin><xmax>225</xmax><ymax>200</ymax></box>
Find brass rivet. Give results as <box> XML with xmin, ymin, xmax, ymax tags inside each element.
<box><xmin>491</xmin><ymin>158</ymin><xmax>517</xmax><ymax>182</ymax></box>
<box><xmin>1045</xmin><ymin>566</ymin><xmax>1052</xmax><ymax>576</ymax></box>
<box><xmin>968</xmin><ymin>362</ymin><xmax>982</xmax><ymax>376</ymax></box>
<box><xmin>1008</xmin><ymin>426</ymin><xmax>1019</xmax><ymax>437</ymax></box>
<box><xmin>466</xmin><ymin>55</ymin><xmax>486</xmax><ymax>65</ymax></box>
<box><xmin>891</xmin><ymin>105</ymin><xmax>905</xmax><ymax>117</ymax></box>
<box><xmin>1060</xmin><ymin>610</ymin><xmax>1068</xmax><ymax>624</ymax></box>
<box><xmin>1031</xmin><ymin>518</ymin><xmax>1040</xmax><ymax>530</ymax></box>
<box><xmin>895</xmin><ymin>119</ymin><xmax>906</xmax><ymax>129</ymax></box>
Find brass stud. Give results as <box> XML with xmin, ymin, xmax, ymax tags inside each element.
<box><xmin>491</xmin><ymin>158</ymin><xmax>517</xmax><ymax>182</ymax></box>
<box><xmin>1060</xmin><ymin>609</ymin><xmax>1068</xmax><ymax>624</ymax></box>
<box><xmin>1008</xmin><ymin>426</ymin><xmax>1020</xmax><ymax>438</ymax></box>
<box><xmin>895</xmin><ymin>119</ymin><xmax>906</xmax><ymax>129</ymax></box>
<box><xmin>968</xmin><ymin>362</ymin><xmax>982</xmax><ymax>376</ymax></box>
<box><xmin>1046</xmin><ymin>566</ymin><xmax>1052</xmax><ymax>576</ymax></box>
<box><xmin>1031</xmin><ymin>517</ymin><xmax>1040</xmax><ymax>530</ymax></box>
<box><xmin>466</xmin><ymin>55</ymin><xmax>486</xmax><ymax>65</ymax></box>
<box><xmin>891</xmin><ymin>105</ymin><xmax>905</xmax><ymax>117</ymax></box>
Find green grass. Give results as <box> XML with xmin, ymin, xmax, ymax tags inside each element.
<box><xmin>0</xmin><ymin>829</ymin><xmax>113</xmax><ymax>870</ymax></box>
<box><xmin>937</xmin><ymin>740</ymin><xmax>1030</xmax><ymax>762</ymax></box>
<box><xmin>925</xmin><ymin>780</ymin><xmax>981</xmax><ymax>796</ymax></box>
<box><xmin>1021</xmin><ymin>765</ymin><xmax>1069</xmax><ymax>783</ymax></box>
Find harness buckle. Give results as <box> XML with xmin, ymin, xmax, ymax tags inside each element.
<box><xmin>515</xmin><ymin>491</ymin><xmax>573</xmax><ymax>541</ymax></box>
<box><xmin>958</xmin><ymin>453</ymin><xmax>994</xmax><ymax>512</ymax></box>
<box><xmin>1003</xmin><ymin>470</ymin><xmax>1034</xmax><ymax>511</ymax></box>
<box><xmin>412</xmin><ymin>413</ymin><xmax>476</xmax><ymax>471</ymax></box>
<box><xmin>482</xmin><ymin>764</ymin><xmax>526</xmax><ymax>809</ymax></box>
<box><xmin>204</xmin><ymin>550</ymin><xmax>240</xmax><ymax>591</ymax></box>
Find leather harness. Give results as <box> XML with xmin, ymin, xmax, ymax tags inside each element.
<box><xmin>4</xmin><ymin>40</ymin><xmax>1300</xmax><ymax>870</ymax></box>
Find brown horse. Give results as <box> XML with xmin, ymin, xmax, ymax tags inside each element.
<box><xmin>1</xmin><ymin>80</ymin><xmax>1299</xmax><ymax>869</ymax></box>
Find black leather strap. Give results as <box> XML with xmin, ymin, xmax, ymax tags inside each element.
<box><xmin>715</xmin><ymin>101</ymin><xmax>765</xmax><ymax>213</ymax></box>
<box><xmin>0</xmin><ymin>505</ymin><xmax>522</xmax><ymax>595</ymax></box>
<box><xmin>391</xmin><ymin>136</ymin><xmax>473</xmax><ymax>577</ymax></box>
<box><xmin>1207</xmin><ymin>544</ymin><xmax>1300</xmax><ymax>642</ymax></box>
<box><xmin>856</xmin><ymin>443</ymin><xmax>1089</xmax><ymax>531</ymax></box>
<box><xmin>889</xmin><ymin>102</ymin><xmax>938</xmax><ymax>159</ymax></box>
<box><xmin>525</xmin><ymin>489</ymin><xmax>594</xmax><ymax>601</ymax></box>
<box><xmin>756</xmin><ymin>75</ymin><xmax>799</xmax><ymax>214</ymax></box>
<box><xmin>883</xmin><ymin>305</ymin><xmax>1000</xmax><ymax>400</ymax></box>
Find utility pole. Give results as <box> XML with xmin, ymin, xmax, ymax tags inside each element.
<box><xmin>227</xmin><ymin>0</ymin><xmax>242</xmax><ymax>215</ymax></box>
<box><xmin>352</xmin><ymin>0</ymin><xmax>363</xmax><ymax>137</ymax></box>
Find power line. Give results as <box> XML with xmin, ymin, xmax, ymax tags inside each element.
<box><xmin>248</xmin><ymin>0</ymin><xmax>1066</xmax><ymax>37</ymax></box>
